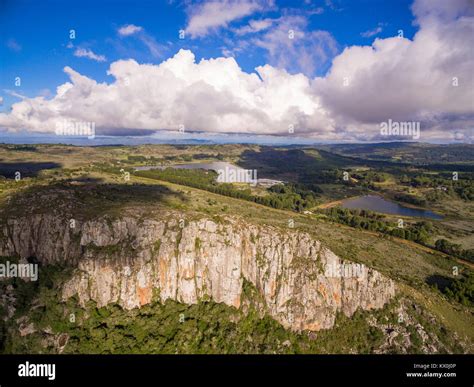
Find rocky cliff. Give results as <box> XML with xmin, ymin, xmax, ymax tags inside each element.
<box><xmin>0</xmin><ymin>213</ymin><xmax>396</xmax><ymax>332</ymax></box>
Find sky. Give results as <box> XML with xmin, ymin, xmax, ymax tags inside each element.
<box><xmin>0</xmin><ymin>0</ymin><xmax>473</xmax><ymax>144</ymax></box>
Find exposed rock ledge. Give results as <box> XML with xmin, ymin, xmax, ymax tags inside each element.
<box><xmin>0</xmin><ymin>213</ymin><xmax>396</xmax><ymax>332</ymax></box>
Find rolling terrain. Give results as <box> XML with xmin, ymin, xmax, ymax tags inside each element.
<box><xmin>0</xmin><ymin>143</ymin><xmax>472</xmax><ymax>354</ymax></box>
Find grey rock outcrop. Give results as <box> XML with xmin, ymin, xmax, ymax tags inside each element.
<box><xmin>0</xmin><ymin>213</ymin><xmax>396</xmax><ymax>332</ymax></box>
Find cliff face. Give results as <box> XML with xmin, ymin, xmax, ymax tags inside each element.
<box><xmin>0</xmin><ymin>213</ymin><xmax>396</xmax><ymax>332</ymax></box>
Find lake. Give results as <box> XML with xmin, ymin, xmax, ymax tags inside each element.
<box><xmin>135</xmin><ymin>161</ymin><xmax>243</xmax><ymax>172</ymax></box>
<box><xmin>135</xmin><ymin>162</ymin><xmax>284</xmax><ymax>186</ymax></box>
<box><xmin>341</xmin><ymin>195</ymin><xmax>443</xmax><ymax>220</ymax></box>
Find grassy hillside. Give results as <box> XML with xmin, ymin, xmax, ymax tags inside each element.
<box><xmin>0</xmin><ymin>143</ymin><xmax>472</xmax><ymax>353</ymax></box>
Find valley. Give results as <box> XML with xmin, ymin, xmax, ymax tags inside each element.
<box><xmin>0</xmin><ymin>142</ymin><xmax>472</xmax><ymax>354</ymax></box>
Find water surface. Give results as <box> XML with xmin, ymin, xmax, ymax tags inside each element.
<box><xmin>341</xmin><ymin>195</ymin><xmax>443</xmax><ymax>220</ymax></box>
<box><xmin>134</xmin><ymin>161</ymin><xmax>245</xmax><ymax>172</ymax></box>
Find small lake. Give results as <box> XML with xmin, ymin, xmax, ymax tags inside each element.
<box><xmin>341</xmin><ymin>195</ymin><xmax>443</xmax><ymax>220</ymax></box>
<box><xmin>135</xmin><ymin>161</ymin><xmax>245</xmax><ymax>172</ymax></box>
<box><xmin>135</xmin><ymin>162</ymin><xmax>284</xmax><ymax>186</ymax></box>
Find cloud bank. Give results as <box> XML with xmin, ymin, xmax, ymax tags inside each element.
<box><xmin>0</xmin><ymin>0</ymin><xmax>472</xmax><ymax>142</ymax></box>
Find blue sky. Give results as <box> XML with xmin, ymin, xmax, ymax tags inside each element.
<box><xmin>0</xmin><ymin>0</ymin><xmax>471</xmax><ymax>144</ymax></box>
<box><xmin>0</xmin><ymin>0</ymin><xmax>417</xmax><ymax>109</ymax></box>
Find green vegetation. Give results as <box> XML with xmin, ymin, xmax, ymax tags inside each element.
<box><xmin>441</xmin><ymin>272</ymin><xmax>474</xmax><ymax>307</ymax></box>
<box><xmin>320</xmin><ymin>142</ymin><xmax>474</xmax><ymax>165</ymax></box>
<box><xmin>321</xmin><ymin>207</ymin><xmax>433</xmax><ymax>243</ymax></box>
<box><xmin>0</xmin><ymin>258</ymin><xmax>72</xmax><ymax>352</ymax></box>
<box><xmin>0</xmin><ymin>142</ymin><xmax>472</xmax><ymax>354</ymax></box>
<box><xmin>435</xmin><ymin>239</ymin><xmax>474</xmax><ymax>263</ymax></box>
<box><xmin>2</xmin><ymin>273</ymin><xmax>464</xmax><ymax>354</ymax></box>
<box><xmin>321</xmin><ymin>207</ymin><xmax>474</xmax><ymax>263</ymax></box>
<box><xmin>136</xmin><ymin>168</ymin><xmax>320</xmax><ymax>212</ymax></box>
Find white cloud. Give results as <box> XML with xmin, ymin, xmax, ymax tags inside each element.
<box><xmin>184</xmin><ymin>0</ymin><xmax>271</xmax><ymax>38</ymax></box>
<box><xmin>253</xmin><ymin>15</ymin><xmax>338</xmax><ymax>76</ymax></box>
<box><xmin>0</xmin><ymin>49</ymin><xmax>334</xmax><ymax>137</ymax></box>
<box><xmin>38</xmin><ymin>89</ymin><xmax>52</xmax><ymax>98</ymax></box>
<box><xmin>139</xmin><ymin>34</ymin><xmax>163</xmax><ymax>58</ymax></box>
<box><xmin>234</xmin><ymin>18</ymin><xmax>275</xmax><ymax>35</ymax></box>
<box><xmin>118</xmin><ymin>24</ymin><xmax>143</xmax><ymax>36</ymax></box>
<box><xmin>360</xmin><ymin>25</ymin><xmax>383</xmax><ymax>38</ymax></box>
<box><xmin>314</xmin><ymin>0</ymin><xmax>474</xmax><ymax>141</ymax></box>
<box><xmin>411</xmin><ymin>0</ymin><xmax>474</xmax><ymax>23</ymax></box>
<box><xmin>73</xmin><ymin>48</ymin><xmax>107</xmax><ymax>62</ymax></box>
<box><xmin>0</xmin><ymin>0</ymin><xmax>472</xmax><ymax>143</ymax></box>
<box><xmin>117</xmin><ymin>24</ymin><xmax>165</xmax><ymax>58</ymax></box>
<box><xmin>221</xmin><ymin>47</ymin><xmax>234</xmax><ymax>57</ymax></box>
<box><xmin>325</xmin><ymin>0</ymin><xmax>344</xmax><ymax>12</ymax></box>
<box><xmin>3</xmin><ymin>89</ymin><xmax>27</xmax><ymax>100</ymax></box>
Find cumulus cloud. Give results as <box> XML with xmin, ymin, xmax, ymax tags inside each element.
<box><xmin>73</xmin><ymin>48</ymin><xmax>107</xmax><ymax>62</ymax></box>
<box><xmin>314</xmin><ymin>0</ymin><xmax>474</xmax><ymax>141</ymax></box>
<box><xmin>118</xmin><ymin>24</ymin><xmax>143</xmax><ymax>36</ymax></box>
<box><xmin>0</xmin><ymin>50</ymin><xmax>334</xmax><ymax>137</ymax></box>
<box><xmin>0</xmin><ymin>0</ymin><xmax>472</xmax><ymax>143</ymax></box>
<box><xmin>411</xmin><ymin>0</ymin><xmax>474</xmax><ymax>23</ymax></box>
<box><xmin>184</xmin><ymin>0</ymin><xmax>271</xmax><ymax>38</ymax></box>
